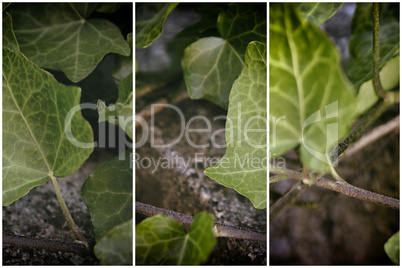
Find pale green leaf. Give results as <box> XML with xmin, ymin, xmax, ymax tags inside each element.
<box><xmin>269</xmin><ymin>4</ymin><xmax>356</xmax><ymax>173</ymax></box>
<box><xmin>135</xmin><ymin>3</ymin><xmax>178</xmax><ymax>48</ymax></box>
<box><xmin>94</xmin><ymin>219</ymin><xmax>133</xmax><ymax>265</ymax></box>
<box><xmin>136</xmin><ymin>212</ymin><xmax>216</xmax><ymax>265</ymax></box>
<box><xmin>346</xmin><ymin>3</ymin><xmax>399</xmax><ymax>89</ymax></box>
<box><xmin>355</xmin><ymin>56</ymin><xmax>399</xmax><ymax>116</ymax></box>
<box><xmin>3</xmin><ymin>12</ymin><xmax>19</xmax><ymax>52</ymax></box>
<box><xmin>182</xmin><ymin>37</ymin><xmax>244</xmax><ymax>109</ymax></box>
<box><xmin>3</xmin><ymin>47</ymin><xmax>94</xmax><ymax>206</ymax></box>
<box><xmin>81</xmin><ymin>150</ymin><xmax>132</xmax><ymax>240</ymax></box>
<box><xmin>384</xmin><ymin>230</ymin><xmax>400</xmax><ymax>265</ymax></box>
<box><xmin>205</xmin><ymin>41</ymin><xmax>267</xmax><ymax>209</ymax></box>
<box><xmin>8</xmin><ymin>3</ymin><xmax>130</xmax><ymax>83</ymax></box>
<box><xmin>296</xmin><ymin>3</ymin><xmax>343</xmax><ymax>25</ymax></box>
<box><xmin>113</xmin><ymin>33</ymin><xmax>133</xmax><ymax>80</ymax></box>
<box><xmin>182</xmin><ymin>3</ymin><xmax>266</xmax><ymax>109</ymax></box>
<box><xmin>98</xmin><ymin>73</ymin><xmax>133</xmax><ymax>139</ymax></box>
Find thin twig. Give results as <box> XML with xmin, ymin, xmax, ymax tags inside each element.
<box><xmin>270</xmin><ymin>168</ymin><xmax>399</xmax><ymax>210</ymax></box>
<box><xmin>135</xmin><ymin>202</ymin><xmax>266</xmax><ymax>242</ymax></box>
<box><xmin>3</xmin><ymin>233</ymin><xmax>92</xmax><ymax>256</ymax></box>
<box><xmin>341</xmin><ymin>115</ymin><xmax>399</xmax><ymax>159</ymax></box>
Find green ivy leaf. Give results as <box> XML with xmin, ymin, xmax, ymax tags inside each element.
<box><xmin>81</xmin><ymin>150</ymin><xmax>132</xmax><ymax>240</ymax></box>
<box><xmin>269</xmin><ymin>4</ymin><xmax>356</xmax><ymax>173</ymax></box>
<box><xmin>98</xmin><ymin>73</ymin><xmax>133</xmax><ymax>140</ymax></box>
<box><xmin>136</xmin><ymin>212</ymin><xmax>216</xmax><ymax>265</ymax></box>
<box><xmin>3</xmin><ymin>12</ymin><xmax>19</xmax><ymax>52</ymax></box>
<box><xmin>384</xmin><ymin>231</ymin><xmax>400</xmax><ymax>265</ymax></box>
<box><xmin>205</xmin><ymin>41</ymin><xmax>267</xmax><ymax>209</ymax></box>
<box><xmin>355</xmin><ymin>56</ymin><xmax>399</xmax><ymax>116</ymax></box>
<box><xmin>182</xmin><ymin>3</ymin><xmax>266</xmax><ymax>109</ymax></box>
<box><xmin>3</xmin><ymin>47</ymin><xmax>94</xmax><ymax>206</ymax></box>
<box><xmin>295</xmin><ymin>3</ymin><xmax>343</xmax><ymax>25</ymax></box>
<box><xmin>113</xmin><ymin>33</ymin><xmax>133</xmax><ymax>80</ymax></box>
<box><xmin>95</xmin><ymin>3</ymin><xmax>122</xmax><ymax>13</ymax></box>
<box><xmin>8</xmin><ymin>3</ymin><xmax>130</xmax><ymax>83</ymax></box>
<box><xmin>94</xmin><ymin>219</ymin><xmax>133</xmax><ymax>265</ymax></box>
<box><xmin>135</xmin><ymin>3</ymin><xmax>178</xmax><ymax>48</ymax></box>
<box><xmin>346</xmin><ymin>3</ymin><xmax>399</xmax><ymax>89</ymax></box>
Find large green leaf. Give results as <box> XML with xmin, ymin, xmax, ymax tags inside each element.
<box><xmin>8</xmin><ymin>3</ymin><xmax>130</xmax><ymax>83</ymax></box>
<box><xmin>94</xmin><ymin>219</ymin><xmax>133</xmax><ymax>265</ymax></box>
<box><xmin>3</xmin><ymin>47</ymin><xmax>93</xmax><ymax>206</ymax></box>
<box><xmin>135</xmin><ymin>3</ymin><xmax>178</xmax><ymax>48</ymax></box>
<box><xmin>205</xmin><ymin>41</ymin><xmax>267</xmax><ymax>209</ymax></box>
<box><xmin>182</xmin><ymin>3</ymin><xmax>266</xmax><ymax>109</ymax></box>
<box><xmin>3</xmin><ymin>12</ymin><xmax>19</xmax><ymax>52</ymax></box>
<box><xmin>269</xmin><ymin>4</ymin><xmax>356</xmax><ymax>173</ymax></box>
<box><xmin>346</xmin><ymin>3</ymin><xmax>399</xmax><ymax>89</ymax></box>
<box><xmin>355</xmin><ymin>56</ymin><xmax>399</xmax><ymax>116</ymax></box>
<box><xmin>81</xmin><ymin>150</ymin><xmax>132</xmax><ymax>240</ymax></box>
<box><xmin>98</xmin><ymin>73</ymin><xmax>133</xmax><ymax>139</ymax></box>
<box><xmin>384</xmin><ymin>231</ymin><xmax>400</xmax><ymax>265</ymax></box>
<box><xmin>295</xmin><ymin>3</ymin><xmax>343</xmax><ymax>26</ymax></box>
<box><xmin>136</xmin><ymin>212</ymin><xmax>216</xmax><ymax>265</ymax></box>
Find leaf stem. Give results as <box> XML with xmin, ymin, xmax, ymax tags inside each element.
<box><xmin>50</xmin><ymin>176</ymin><xmax>88</xmax><ymax>248</ymax></box>
<box><xmin>135</xmin><ymin>202</ymin><xmax>266</xmax><ymax>242</ymax></box>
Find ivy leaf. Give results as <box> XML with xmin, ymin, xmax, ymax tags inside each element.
<box><xmin>135</xmin><ymin>3</ymin><xmax>178</xmax><ymax>48</ymax></box>
<box><xmin>346</xmin><ymin>3</ymin><xmax>399</xmax><ymax>89</ymax></box>
<box><xmin>3</xmin><ymin>47</ymin><xmax>94</xmax><ymax>206</ymax></box>
<box><xmin>98</xmin><ymin>73</ymin><xmax>133</xmax><ymax>139</ymax></box>
<box><xmin>113</xmin><ymin>33</ymin><xmax>133</xmax><ymax>80</ymax></box>
<box><xmin>94</xmin><ymin>219</ymin><xmax>133</xmax><ymax>265</ymax></box>
<box><xmin>384</xmin><ymin>230</ymin><xmax>400</xmax><ymax>265</ymax></box>
<box><xmin>269</xmin><ymin>4</ymin><xmax>356</xmax><ymax>173</ymax></box>
<box><xmin>136</xmin><ymin>212</ymin><xmax>216</xmax><ymax>265</ymax></box>
<box><xmin>8</xmin><ymin>3</ymin><xmax>130</xmax><ymax>83</ymax></box>
<box><xmin>182</xmin><ymin>3</ymin><xmax>266</xmax><ymax>109</ymax></box>
<box><xmin>204</xmin><ymin>41</ymin><xmax>267</xmax><ymax>209</ymax></box>
<box><xmin>355</xmin><ymin>56</ymin><xmax>399</xmax><ymax>116</ymax></box>
<box><xmin>3</xmin><ymin>12</ymin><xmax>19</xmax><ymax>52</ymax></box>
<box><xmin>81</xmin><ymin>150</ymin><xmax>132</xmax><ymax>240</ymax></box>
<box><xmin>295</xmin><ymin>3</ymin><xmax>343</xmax><ymax>25</ymax></box>
<box><xmin>95</xmin><ymin>3</ymin><xmax>122</xmax><ymax>13</ymax></box>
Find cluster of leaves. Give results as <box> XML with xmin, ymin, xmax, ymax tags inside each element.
<box><xmin>269</xmin><ymin>3</ymin><xmax>399</xmax><ymax>264</ymax></box>
<box><xmin>3</xmin><ymin>3</ymin><xmax>133</xmax><ymax>264</ymax></box>
<box><xmin>135</xmin><ymin>3</ymin><xmax>267</xmax><ymax>264</ymax></box>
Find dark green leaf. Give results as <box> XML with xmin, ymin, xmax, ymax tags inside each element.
<box><xmin>384</xmin><ymin>231</ymin><xmax>400</xmax><ymax>265</ymax></box>
<box><xmin>81</xmin><ymin>150</ymin><xmax>132</xmax><ymax>240</ymax></box>
<box><xmin>346</xmin><ymin>3</ymin><xmax>399</xmax><ymax>89</ymax></box>
<box><xmin>95</xmin><ymin>3</ymin><xmax>122</xmax><ymax>13</ymax></box>
<box><xmin>9</xmin><ymin>3</ymin><xmax>130</xmax><ymax>82</ymax></box>
<box><xmin>296</xmin><ymin>3</ymin><xmax>343</xmax><ymax>25</ymax></box>
<box><xmin>113</xmin><ymin>33</ymin><xmax>133</xmax><ymax>80</ymax></box>
<box><xmin>136</xmin><ymin>212</ymin><xmax>216</xmax><ymax>265</ymax></box>
<box><xmin>3</xmin><ymin>12</ymin><xmax>19</xmax><ymax>51</ymax></box>
<box><xmin>269</xmin><ymin>4</ymin><xmax>356</xmax><ymax>173</ymax></box>
<box><xmin>94</xmin><ymin>219</ymin><xmax>133</xmax><ymax>265</ymax></box>
<box><xmin>205</xmin><ymin>41</ymin><xmax>267</xmax><ymax>209</ymax></box>
<box><xmin>135</xmin><ymin>3</ymin><xmax>178</xmax><ymax>48</ymax></box>
<box><xmin>3</xmin><ymin>47</ymin><xmax>94</xmax><ymax>205</ymax></box>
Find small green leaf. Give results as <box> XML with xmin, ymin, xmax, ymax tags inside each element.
<box><xmin>346</xmin><ymin>3</ymin><xmax>399</xmax><ymax>89</ymax></box>
<box><xmin>3</xmin><ymin>12</ymin><xmax>19</xmax><ymax>52</ymax></box>
<box><xmin>98</xmin><ymin>73</ymin><xmax>133</xmax><ymax>139</ymax></box>
<box><xmin>94</xmin><ymin>219</ymin><xmax>133</xmax><ymax>265</ymax></box>
<box><xmin>269</xmin><ymin>4</ymin><xmax>356</xmax><ymax>173</ymax></box>
<box><xmin>95</xmin><ymin>3</ymin><xmax>122</xmax><ymax>13</ymax></box>
<box><xmin>182</xmin><ymin>3</ymin><xmax>266</xmax><ymax>109</ymax></box>
<box><xmin>355</xmin><ymin>56</ymin><xmax>399</xmax><ymax>116</ymax></box>
<box><xmin>205</xmin><ymin>41</ymin><xmax>267</xmax><ymax>209</ymax></box>
<box><xmin>135</xmin><ymin>3</ymin><xmax>178</xmax><ymax>48</ymax></box>
<box><xmin>3</xmin><ymin>47</ymin><xmax>94</xmax><ymax>206</ymax></box>
<box><xmin>8</xmin><ymin>3</ymin><xmax>130</xmax><ymax>82</ymax></box>
<box><xmin>296</xmin><ymin>3</ymin><xmax>343</xmax><ymax>25</ymax></box>
<box><xmin>384</xmin><ymin>231</ymin><xmax>400</xmax><ymax>265</ymax></box>
<box><xmin>136</xmin><ymin>212</ymin><xmax>216</xmax><ymax>265</ymax></box>
<box><xmin>113</xmin><ymin>33</ymin><xmax>133</xmax><ymax>80</ymax></box>
<box><xmin>81</xmin><ymin>150</ymin><xmax>132</xmax><ymax>240</ymax></box>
